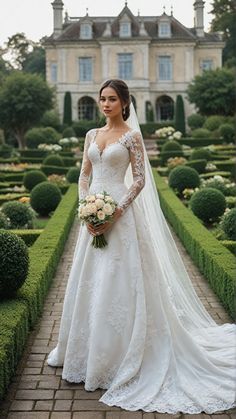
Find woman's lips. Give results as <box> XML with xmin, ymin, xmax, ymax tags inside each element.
<box><xmin>104</xmin><ymin>109</ymin><xmax>111</xmax><ymax>113</ymax></box>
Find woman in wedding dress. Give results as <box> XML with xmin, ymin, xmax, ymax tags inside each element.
<box><xmin>47</xmin><ymin>79</ymin><xmax>236</xmax><ymax>414</ymax></box>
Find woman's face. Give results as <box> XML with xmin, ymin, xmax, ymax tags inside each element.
<box><xmin>99</xmin><ymin>86</ymin><xmax>123</xmax><ymax>119</ymax></box>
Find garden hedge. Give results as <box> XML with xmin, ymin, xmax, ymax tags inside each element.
<box><xmin>153</xmin><ymin>171</ymin><xmax>236</xmax><ymax>320</ymax></box>
<box><xmin>10</xmin><ymin>229</ymin><xmax>43</xmax><ymax>246</ymax></box>
<box><xmin>156</xmin><ymin>138</ymin><xmax>232</xmax><ymax>147</ymax></box>
<box><xmin>0</xmin><ymin>184</ymin><xmax>78</xmax><ymax>400</ymax></box>
<box><xmin>41</xmin><ymin>164</ymin><xmax>69</xmax><ymax>176</ymax></box>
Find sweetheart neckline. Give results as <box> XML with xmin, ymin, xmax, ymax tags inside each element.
<box><xmin>91</xmin><ymin>128</ymin><xmax>134</xmax><ymax>156</ymax></box>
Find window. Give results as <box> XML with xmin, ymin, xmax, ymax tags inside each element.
<box><xmin>80</xmin><ymin>23</ymin><xmax>92</xmax><ymax>39</ymax></box>
<box><xmin>158</xmin><ymin>56</ymin><xmax>172</xmax><ymax>81</ymax></box>
<box><xmin>79</xmin><ymin>57</ymin><xmax>92</xmax><ymax>82</ymax></box>
<box><xmin>201</xmin><ymin>59</ymin><xmax>213</xmax><ymax>71</ymax></box>
<box><xmin>156</xmin><ymin>96</ymin><xmax>174</xmax><ymax>121</ymax></box>
<box><xmin>78</xmin><ymin>96</ymin><xmax>97</xmax><ymax>120</ymax></box>
<box><xmin>159</xmin><ymin>22</ymin><xmax>171</xmax><ymax>38</ymax></box>
<box><xmin>118</xmin><ymin>53</ymin><xmax>133</xmax><ymax>80</ymax></box>
<box><xmin>120</xmin><ymin>22</ymin><xmax>131</xmax><ymax>37</ymax></box>
<box><xmin>50</xmin><ymin>63</ymin><xmax>57</xmax><ymax>83</ymax></box>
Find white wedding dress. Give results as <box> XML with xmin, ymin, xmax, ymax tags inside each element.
<box><xmin>47</xmin><ymin>128</ymin><xmax>236</xmax><ymax>414</ymax></box>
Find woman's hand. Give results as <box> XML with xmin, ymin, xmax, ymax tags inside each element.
<box><xmin>87</xmin><ymin>207</ymin><xmax>123</xmax><ymax>236</ymax></box>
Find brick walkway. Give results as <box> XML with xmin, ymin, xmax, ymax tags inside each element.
<box><xmin>0</xmin><ymin>219</ymin><xmax>235</xmax><ymax>419</ymax></box>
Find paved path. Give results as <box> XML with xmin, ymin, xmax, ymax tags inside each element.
<box><xmin>0</xmin><ymin>219</ymin><xmax>235</xmax><ymax>419</ymax></box>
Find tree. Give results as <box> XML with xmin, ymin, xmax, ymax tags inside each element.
<box><xmin>22</xmin><ymin>46</ymin><xmax>46</xmax><ymax>78</ymax></box>
<box><xmin>6</xmin><ymin>33</ymin><xmax>33</xmax><ymax>69</ymax></box>
<box><xmin>63</xmin><ymin>91</ymin><xmax>72</xmax><ymax>125</ymax></box>
<box><xmin>175</xmin><ymin>95</ymin><xmax>186</xmax><ymax>135</ymax></box>
<box><xmin>210</xmin><ymin>0</ymin><xmax>236</xmax><ymax>66</ymax></box>
<box><xmin>187</xmin><ymin>68</ymin><xmax>235</xmax><ymax>116</ymax></box>
<box><xmin>0</xmin><ymin>72</ymin><xmax>53</xmax><ymax>149</ymax></box>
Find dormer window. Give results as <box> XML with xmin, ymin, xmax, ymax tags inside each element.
<box><xmin>159</xmin><ymin>22</ymin><xmax>171</xmax><ymax>38</ymax></box>
<box><xmin>120</xmin><ymin>21</ymin><xmax>131</xmax><ymax>37</ymax></box>
<box><xmin>80</xmin><ymin>23</ymin><xmax>92</xmax><ymax>39</ymax></box>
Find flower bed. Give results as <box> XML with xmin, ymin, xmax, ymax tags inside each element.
<box><xmin>153</xmin><ymin>171</ymin><xmax>236</xmax><ymax>320</ymax></box>
<box><xmin>0</xmin><ymin>184</ymin><xmax>78</xmax><ymax>400</ymax></box>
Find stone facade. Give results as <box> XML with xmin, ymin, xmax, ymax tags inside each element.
<box><xmin>44</xmin><ymin>0</ymin><xmax>224</xmax><ymax>124</ymax></box>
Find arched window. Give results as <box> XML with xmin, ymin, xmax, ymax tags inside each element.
<box><xmin>156</xmin><ymin>95</ymin><xmax>174</xmax><ymax>121</ymax></box>
<box><xmin>78</xmin><ymin>96</ymin><xmax>97</xmax><ymax>120</ymax></box>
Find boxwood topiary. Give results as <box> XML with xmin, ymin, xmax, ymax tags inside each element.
<box><xmin>43</xmin><ymin>154</ymin><xmax>64</xmax><ymax>167</ymax></box>
<box><xmin>190</xmin><ymin>148</ymin><xmax>211</xmax><ymax>161</ymax></box>
<box><xmin>0</xmin><ymin>211</ymin><xmax>10</xmax><ymax>229</ymax></box>
<box><xmin>168</xmin><ymin>166</ymin><xmax>200</xmax><ymax>193</ymax></box>
<box><xmin>219</xmin><ymin>124</ymin><xmax>235</xmax><ymax>142</ymax></box>
<box><xmin>30</xmin><ymin>181</ymin><xmax>62</xmax><ymax>216</ymax></box>
<box><xmin>185</xmin><ymin>159</ymin><xmax>207</xmax><ymax>174</ymax></box>
<box><xmin>62</xmin><ymin>126</ymin><xmax>76</xmax><ymax>138</ymax></box>
<box><xmin>66</xmin><ymin>167</ymin><xmax>80</xmax><ymax>183</ymax></box>
<box><xmin>160</xmin><ymin>140</ymin><xmax>183</xmax><ymax>164</ymax></box>
<box><xmin>221</xmin><ymin>208</ymin><xmax>236</xmax><ymax>241</ymax></box>
<box><xmin>187</xmin><ymin>113</ymin><xmax>205</xmax><ymax>130</ymax></box>
<box><xmin>1</xmin><ymin>201</ymin><xmax>34</xmax><ymax>229</ymax></box>
<box><xmin>190</xmin><ymin>187</ymin><xmax>226</xmax><ymax>223</ymax></box>
<box><xmin>191</xmin><ymin>128</ymin><xmax>211</xmax><ymax>139</ymax></box>
<box><xmin>0</xmin><ymin>231</ymin><xmax>29</xmax><ymax>298</ymax></box>
<box><xmin>23</xmin><ymin>170</ymin><xmax>47</xmax><ymax>191</ymax></box>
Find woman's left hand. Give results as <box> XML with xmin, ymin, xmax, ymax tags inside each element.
<box><xmin>87</xmin><ymin>207</ymin><xmax>123</xmax><ymax>236</ymax></box>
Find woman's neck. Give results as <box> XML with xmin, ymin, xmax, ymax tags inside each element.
<box><xmin>105</xmin><ymin>116</ymin><xmax>128</xmax><ymax>131</ymax></box>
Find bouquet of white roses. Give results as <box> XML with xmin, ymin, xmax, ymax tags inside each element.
<box><xmin>78</xmin><ymin>191</ymin><xmax>117</xmax><ymax>248</ymax></box>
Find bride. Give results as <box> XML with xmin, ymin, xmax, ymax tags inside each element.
<box><xmin>47</xmin><ymin>79</ymin><xmax>236</xmax><ymax>414</ymax></box>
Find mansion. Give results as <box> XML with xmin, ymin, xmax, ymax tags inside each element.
<box><xmin>44</xmin><ymin>0</ymin><xmax>224</xmax><ymax>123</ymax></box>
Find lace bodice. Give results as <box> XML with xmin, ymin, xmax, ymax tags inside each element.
<box><xmin>78</xmin><ymin>128</ymin><xmax>145</xmax><ymax>213</ymax></box>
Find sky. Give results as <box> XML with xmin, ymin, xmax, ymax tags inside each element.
<box><xmin>0</xmin><ymin>0</ymin><xmax>213</xmax><ymax>47</ymax></box>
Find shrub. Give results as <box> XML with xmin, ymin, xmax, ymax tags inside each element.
<box><xmin>0</xmin><ymin>212</ymin><xmax>10</xmax><ymax>229</ymax></box>
<box><xmin>203</xmin><ymin>115</ymin><xmax>225</xmax><ymax>131</ymax></box>
<box><xmin>66</xmin><ymin>167</ymin><xmax>80</xmax><ymax>183</ymax></box>
<box><xmin>1</xmin><ymin>201</ymin><xmax>34</xmax><ymax>229</ymax></box>
<box><xmin>63</xmin><ymin>91</ymin><xmax>72</xmax><ymax>125</ymax></box>
<box><xmin>43</xmin><ymin>154</ymin><xmax>64</xmax><ymax>167</ymax></box>
<box><xmin>202</xmin><ymin>178</ymin><xmax>234</xmax><ymax>196</ymax></box>
<box><xmin>185</xmin><ymin>159</ymin><xmax>207</xmax><ymax>173</ymax></box>
<box><xmin>30</xmin><ymin>181</ymin><xmax>62</xmax><ymax>216</ymax></box>
<box><xmin>221</xmin><ymin>209</ymin><xmax>236</xmax><ymax>241</ymax></box>
<box><xmin>191</xmin><ymin>128</ymin><xmax>211</xmax><ymax>138</ymax></box>
<box><xmin>62</xmin><ymin>127</ymin><xmax>76</xmax><ymax>138</ymax></box>
<box><xmin>160</xmin><ymin>140</ymin><xmax>183</xmax><ymax>164</ymax></box>
<box><xmin>168</xmin><ymin>166</ymin><xmax>200</xmax><ymax>193</ymax></box>
<box><xmin>40</xmin><ymin>110</ymin><xmax>61</xmax><ymax>131</ymax></box>
<box><xmin>190</xmin><ymin>188</ymin><xmax>226</xmax><ymax>222</ymax></box>
<box><xmin>42</xmin><ymin>127</ymin><xmax>60</xmax><ymax>143</ymax></box>
<box><xmin>72</xmin><ymin>120</ymin><xmax>97</xmax><ymax>137</ymax></box>
<box><xmin>0</xmin><ymin>231</ymin><xmax>29</xmax><ymax>298</ymax></box>
<box><xmin>25</xmin><ymin>128</ymin><xmax>45</xmax><ymax>149</ymax></box>
<box><xmin>23</xmin><ymin>170</ymin><xmax>47</xmax><ymax>191</ymax></box>
<box><xmin>219</xmin><ymin>124</ymin><xmax>235</xmax><ymax>142</ymax></box>
<box><xmin>175</xmin><ymin>95</ymin><xmax>186</xmax><ymax>135</ymax></box>
<box><xmin>190</xmin><ymin>148</ymin><xmax>211</xmax><ymax>161</ymax></box>
<box><xmin>187</xmin><ymin>114</ymin><xmax>205</xmax><ymax>130</ymax></box>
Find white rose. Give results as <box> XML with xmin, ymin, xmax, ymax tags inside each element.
<box><xmin>81</xmin><ymin>206</ymin><xmax>88</xmax><ymax>217</ymax></box>
<box><xmin>87</xmin><ymin>203</ymin><xmax>97</xmax><ymax>215</ymax></box>
<box><xmin>86</xmin><ymin>194</ymin><xmax>96</xmax><ymax>202</ymax></box>
<box><xmin>103</xmin><ymin>203</ymin><xmax>113</xmax><ymax>215</ymax></box>
<box><xmin>95</xmin><ymin>198</ymin><xmax>104</xmax><ymax>209</ymax></box>
<box><xmin>97</xmin><ymin>210</ymin><xmax>105</xmax><ymax>220</ymax></box>
<box><xmin>96</xmin><ymin>193</ymin><xmax>104</xmax><ymax>199</ymax></box>
<box><xmin>105</xmin><ymin>196</ymin><xmax>114</xmax><ymax>203</ymax></box>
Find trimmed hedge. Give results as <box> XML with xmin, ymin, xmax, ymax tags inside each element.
<box><xmin>0</xmin><ymin>193</ymin><xmax>29</xmax><ymax>205</ymax></box>
<box><xmin>156</xmin><ymin>138</ymin><xmax>231</xmax><ymax>147</ymax></box>
<box><xmin>0</xmin><ymin>184</ymin><xmax>77</xmax><ymax>400</ymax></box>
<box><xmin>153</xmin><ymin>171</ymin><xmax>236</xmax><ymax>319</ymax></box>
<box><xmin>213</xmin><ymin>160</ymin><xmax>236</xmax><ymax>179</ymax></box>
<box><xmin>41</xmin><ymin>165</ymin><xmax>69</xmax><ymax>176</ymax></box>
<box><xmin>10</xmin><ymin>229</ymin><xmax>43</xmax><ymax>246</ymax></box>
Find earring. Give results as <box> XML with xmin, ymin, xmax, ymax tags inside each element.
<box><xmin>123</xmin><ymin>107</ymin><xmax>126</xmax><ymax>116</ymax></box>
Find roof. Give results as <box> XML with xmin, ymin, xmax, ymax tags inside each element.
<box><xmin>44</xmin><ymin>4</ymin><xmax>223</xmax><ymax>45</ymax></box>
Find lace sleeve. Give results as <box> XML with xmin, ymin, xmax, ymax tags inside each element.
<box><xmin>118</xmin><ymin>131</ymin><xmax>145</xmax><ymax>214</ymax></box>
<box><xmin>78</xmin><ymin>130</ymin><xmax>92</xmax><ymax>200</ymax></box>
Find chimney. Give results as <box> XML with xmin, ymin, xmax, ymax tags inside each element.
<box><xmin>51</xmin><ymin>0</ymin><xmax>64</xmax><ymax>38</ymax></box>
<box><xmin>194</xmin><ymin>0</ymin><xmax>205</xmax><ymax>37</ymax></box>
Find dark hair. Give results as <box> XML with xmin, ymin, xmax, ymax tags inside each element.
<box><xmin>99</xmin><ymin>79</ymin><xmax>131</xmax><ymax>121</ymax></box>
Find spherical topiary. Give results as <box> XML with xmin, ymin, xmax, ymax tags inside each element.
<box><xmin>187</xmin><ymin>113</ymin><xmax>205</xmax><ymax>130</ymax></box>
<box><xmin>160</xmin><ymin>140</ymin><xmax>183</xmax><ymax>164</ymax></box>
<box><xmin>43</xmin><ymin>154</ymin><xmax>64</xmax><ymax>167</ymax></box>
<box><xmin>23</xmin><ymin>170</ymin><xmax>47</xmax><ymax>191</ymax></box>
<box><xmin>0</xmin><ymin>231</ymin><xmax>29</xmax><ymax>298</ymax></box>
<box><xmin>168</xmin><ymin>166</ymin><xmax>200</xmax><ymax>193</ymax></box>
<box><xmin>190</xmin><ymin>188</ymin><xmax>226</xmax><ymax>223</ymax></box>
<box><xmin>219</xmin><ymin>124</ymin><xmax>235</xmax><ymax>142</ymax></box>
<box><xmin>30</xmin><ymin>181</ymin><xmax>62</xmax><ymax>216</ymax></box>
<box><xmin>204</xmin><ymin>179</ymin><xmax>229</xmax><ymax>196</ymax></box>
<box><xmin>221</xmin><ymin>208</ymin><xmax>236</xmax><ymax>241</ymax></box>
<box><xmin>1</xmin><ymin>201</ymin><xmax>34</xmax><ymax>229</ymax></box>
<box><xmin>190</xmin><ymin>148</ymin><xmax>211</xmax><ymax>161</ymax></box>
<box><xmin>66</xmin><ymin>167</ymin><xmax>80</xmax><ymax>183</ymax></box>
<box><xmin>62</xmin><ymin>126</ymin><xmax>76</xmax><ymax>138</ymax></box>
<box><xmin>0</xmin><ymin>211</ymin><xmax>10</xmax><ymax>229</ymax></box>
<box><xmin>191</xmin><ymin>128</ymin><xmax>211</xmax><ymax>139</ymax></box>
<box><xmin>203</xmin><ymin>115</ymin><xmax>225</xmax><ymax>131</ymax></box>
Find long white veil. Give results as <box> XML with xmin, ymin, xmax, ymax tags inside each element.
<box><xmin>126</xmin><ymin>103</ymin><xmax>221</xmax><ymax>331</ymax></box>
